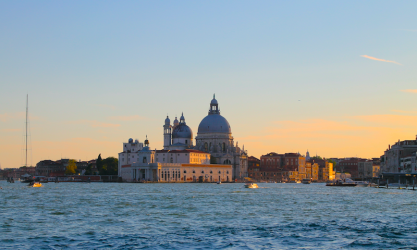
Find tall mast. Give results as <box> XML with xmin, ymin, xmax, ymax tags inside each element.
<box><xmin>26</xmin><ymin>94</ymin><xmax>28</xmax><ymax>167</ymax></box>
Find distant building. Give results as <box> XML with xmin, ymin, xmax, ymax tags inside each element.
<box><xmin>35</xmin><ymin>159</ymin><xmax>93</xmax><ymax>176</ymax></box>
<box><xmin>283</xmin><ymin>153</ymin><xmax>305</xmax><ymax>182</ymax></box>
<box><xmin>256</xmin><ymin>152</ymin><xmax>306</xmax><ymax>182</ymax></box>
<box><xmin>2</xmin><ymin>167</ymin><xmax>35</xmax><ymax>179</ymax></box>
<box><xmin>258</xmin><ymin>152</ymin><xmax>285</xmax><ymax>182</ymax></box>
<box><xmin>304</xmin><ymin>161</ymin><xmax>319</xmax><ymax>181</ymax></box>
<box><xmin>381</xmin><ymin>137</ymin><xmax>417</xmax><ymax>173</ymax></box>
<box><xmin>358</xmin><ymin>160</ymin><xmax>373</xmax><ymax>179</ymax></box>
<box><xmin>247</xmin><ymin>156</ymin><xmax>260</xmax><ymax>180</ymax></box>
<box><xmin>399</xmin><ymin>152</ymin><xmax>417</xmax><ymax>173</ymax></box>
<box><xmin>337</xmin><ymin>158</ymin><xmax>367</xmax><ymax>178</ymax></box>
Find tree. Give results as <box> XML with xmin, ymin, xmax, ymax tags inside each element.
<box><xmin>85</xmin><ymin>163</ymin><xmax>92</xmax><ymax>175</ymax></box>
<box><xmin>96</xmin><ymin>154</ymin><xmax>103</xmax><ymax>174</ymax></box>
<box><xmin>65</xmin><ymin>159</ymin><xmax>77</xmax><ymax>175</ymax></box>
<box><xmin>102</xmin><ymin>157</ymin><xmax>118</xmax><ymax>175</ymax></box>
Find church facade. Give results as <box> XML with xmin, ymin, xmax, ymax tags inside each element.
<box><xmin>118</xmin><ymin>95</ymin><xmax>248</xmax><ymax>181</ymax></box>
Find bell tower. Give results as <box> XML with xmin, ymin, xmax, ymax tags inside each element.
<box><xmin>163</xmin><ymin>116</ymin><xmax>172</xmax><ymax>149</ymax></box>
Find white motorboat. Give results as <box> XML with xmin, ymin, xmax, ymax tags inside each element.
<box><xmin>244</xmin><ymin>183</ymin><xmax>258</xmax><ymax>189</ymax></box>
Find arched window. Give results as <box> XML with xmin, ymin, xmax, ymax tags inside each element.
<box><xmin>222</xmin><ymin>143</ymin><xmax>226</xmax><ymax>152</ymax></box>
<box><xmin>192</xmin><ymin>170</ymin><xmax>195</xmax><ymax>173</ymax></box>
<box><xmin>226</xmin><ymin>171</ymin><xmax>229</xmax><ymax>174</ymax></box>
<box><xmin>202</xmin><ymin>170</ymin><xmax>205</xmax><ymax>174</ymax></box>
<box><xmin>184</xmin><ymin>170</ymin><xmax>187</xmax><ymax>173</ymax></box>
<box><xmin>204</xmin><ymin>143</ymin><xmax>208</xmax><ymax>151</ymax></box>
<box><xmin>218</xmin><ymin>171</ymin><xmax>221</xmax><ymax>174</ymax></box>
<box><xmin>143</xmin><ymin>157</ymin><xmax>147</xmax><ymax>163</ymax></box>
<box><xmin>223</xmin><ymin>159</ymin><xmax>231</xmax><ymax>164</ymax></box>
<box><xmin>210</xmin><ymin>170</ymin><xmax>213</xmax><ymax>174</ymax></box>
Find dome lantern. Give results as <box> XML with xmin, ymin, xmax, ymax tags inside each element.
<box><xmin>180</xmin><ymin>112</ymin><xmax>186</xmax><ymax>124</ymax></box>
<box><xmin>209</xmin><ymin>94</ymin><xmax>220</xmax><ymax>115</ymax></box>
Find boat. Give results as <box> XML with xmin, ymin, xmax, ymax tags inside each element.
<box><xmin>217</xmin><ymin>180</ymin><xmax>221</xmax><ymax>184</ymax></box>
<box><xmin>354</xmin><ymin>181</ymin><xmax>369</xmax><ymax>187</ymax></box>
<box><xmin>326</xmin><ymin>179</ymin><xmax>357</xmax><ymax>187</ymax></box>
<box><xmin>244</xmin><ymin>183</ymin><xmax>258</xmax><ymax>188</ymax></box>
<box><xmin>301</xmin><ymin>178</ymin><xmax>311</xmax><ymax>184</ymax></box>
<box><xmin>28</xmin><ymin>182</ymin><xmax>42</xmax><ymax>187</ymax></box>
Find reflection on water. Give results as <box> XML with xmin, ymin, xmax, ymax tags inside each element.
<box><xmin>1</xmin><ymin>182</ymin><xmax>416</xmax><ymax>249</ymax></box>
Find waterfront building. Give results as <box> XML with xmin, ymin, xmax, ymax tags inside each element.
<box><xmin>118</xmin><ymin>139</ymin><xmax>144</xmax><ymax>166</ymax></box>
<box><xmin>118</xmin><ymin>95</ymin><xmax>248</xmax><ymax>181</ymax></box>
<box><xmin>358</xmin><ymin>160</ymin><xmax>373</xmax><ymax>179</ymax></box>
<box><xmin>255</xmin><ymin>152</ymin><xmax>306</xmax><ymax>182</ymax></box>
<box><xmin>119</xmin><ymin>138</ymin><xmax>232</xmax><ymax>182</ymax></box>
<box><xmin>305</xmin><ymin>161</ymin><xmax>319</xmax><ymax>181</ymax></box>
<box><xmin>35</xmin><ymin>159</ymin><xmax>93</xmax><ymax>176</ymax></box>
<box><xmin>247</xmin><ymin>156</ymin><xmax>260</xmax><ymax>180</ymax></box>
<box><xmin>308</xmin><ymin>158</ymin><xmax>334</xmax><ymax>181</ymax></box>
<box><xmin>399</xmin><ymin>152</ymin><xmax>417</xmax><ymax>173</ymax></box>
<box><xmin>283</xmin><ymin>153</ymin><xmax>305</xmax><ymax>182</ymax></box>
<box><xmin>336</xmin><ymin>158</ymin><xmax>367</xmax><ymax>178</ymax></box>
<box><xmin>381</xmin><ymin>137</ymin><xmax>417</xmax><ymax>173</ymax></box>
<box><xmin>259</xmin><ymin>152</ymin><xmax>284</xmax><ymax>182</ymax></box>
<box><xmin>2</xmin><ymin>166</ymin><xmax>36</xmax><ymax>179</ymax></box>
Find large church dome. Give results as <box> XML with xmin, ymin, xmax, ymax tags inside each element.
<box><xmin>197</xmin><ymin>95</ymin><xmax>231</xmax><ymax>134</ymax></box>
<box><xmin>198</xmin><ymin>114</ymin><xmax>231</xmax><ymax>134</ymax></box>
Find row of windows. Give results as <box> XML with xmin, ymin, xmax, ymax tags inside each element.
<box><xmin>162</xmin><ymin>170</ymin><xmax>230</xmax><ymax>174</ymax></box>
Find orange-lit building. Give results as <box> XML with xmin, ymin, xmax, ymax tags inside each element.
<box><xmin>247</xmin><ymin>156</ymin><xmax>260</xmax><ymax>180</ymax></box>
<box><xmin>305</xmin><ymin>161</ymin><xmax>319</xmax><ymax>181</ymax></box>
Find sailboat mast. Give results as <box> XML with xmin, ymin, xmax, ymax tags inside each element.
<box><xmin>26</xmin><ymin>94</ymin><xmax>28</xmax><ymax>167</ymax></box>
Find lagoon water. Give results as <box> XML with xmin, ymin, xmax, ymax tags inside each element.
<box><xmin>1</xmin><ymin>182</ymin><xmax>417</xmax><ymax>249</ymax></box>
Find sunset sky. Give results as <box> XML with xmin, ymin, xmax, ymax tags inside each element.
<box><xmin>1</xmin><ymin>1</ymin><xmax>417</xmax><ymax>168</ymax></box>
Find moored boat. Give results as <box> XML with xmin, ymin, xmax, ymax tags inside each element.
<box><xmin>326</xmin><ymin>179</ymin><xmax>357</xmax><ymax>187</ymax></box>
<box><xmin>301</xmin><ymin>178</ymin><xmax>311</xmax><ymax>184</ymax></box>
<box><xmin>354</xmin><ymin>181</ymin><xmax>369</xmax><ymax>187</ymax></box>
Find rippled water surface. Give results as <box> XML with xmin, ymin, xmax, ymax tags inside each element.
<box><xmin>1</xmin><ymin>181</ymin><xmax>417</xmax><ymax>249</ymax></box>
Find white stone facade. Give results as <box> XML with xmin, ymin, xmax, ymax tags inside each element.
<box><xmin>121</xmin><ymin>162</ymin><xmax>232</xmax><ymax>183</ymax></box>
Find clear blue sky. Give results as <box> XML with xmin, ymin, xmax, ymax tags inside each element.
<box><xmin>1</xmin><ymin>1</ymin><xmax>417</xmax><ymax>168</ymax></box>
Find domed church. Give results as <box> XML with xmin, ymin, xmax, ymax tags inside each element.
<box><xmin>163</xmin><ymin>95</ymin><xmax>248</xmax><ymax>180</ymax></box>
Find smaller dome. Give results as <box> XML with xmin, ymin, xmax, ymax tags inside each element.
<box><xmin>128</xmin><ymin>138</ymin><xmax>133</xmax><ymax>143</ymax></box>
<box><xmin>134</xmin><ymin>139</ymin><xmax>139</xmax><ymax>143</ymax></box>
<box><xmin>172</xmin><ymin>124</ymin><xmax>193</xmax><ymax>139</ymax></box>
<box><xmin>211</xmin><ymin>98</ymin><xmax>218</xmax><ymax>105</ymax></box>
